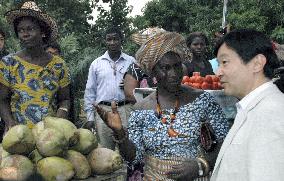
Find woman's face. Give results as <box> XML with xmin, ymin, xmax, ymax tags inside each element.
<box><xmin>153</xmin><ymin>52</ymin><xmax>183</xmax><ymax>92</ymax></box>
<box><xmin>17</xmin><ymin>18</ymin><xmax>44</xmax><ymax>48</ymax></box>
<box><xmin>190</xmin><ymin>36</ymin><xmax>207</xmax><ymax>57</ymax></box>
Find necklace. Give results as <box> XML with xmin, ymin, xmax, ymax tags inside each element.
<box><xmin>156</xmin><ymin>89</ymin><xmax>180</xmax><ymax>137</ymax></box>
<box><xmin>108</xmin><ymin>61</ymin><xmax>117</xmax><ymax>76</ymax></box>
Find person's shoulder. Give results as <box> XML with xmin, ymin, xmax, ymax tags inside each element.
<box><xmin>133</xmin><ymin>92</ymin><xmax>156</xmax><ymax>110</ymax></box>
<box><xmin>1</xmin><ymin>53</ymin><xmax>18</xmax><ymax>65</ymax></box>
<box><xmin>121</xmin><ymin>52</ymin><xmax>136</xmax><ymax>62</ymax></box>
<box><xmin>89</xmin><ymin>53</ymin><xmax>106</xmax><ymax>66</ymax></box>
<box><xmin>52</xmin><ymin>55</ymin><xmax>65</xmax><ymax>63</ymax></box>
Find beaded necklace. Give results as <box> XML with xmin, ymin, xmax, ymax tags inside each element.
<box><xmin>156</xmin><ymin>89</ymin><xmax>180</xmax><ymax>137</ymax></box>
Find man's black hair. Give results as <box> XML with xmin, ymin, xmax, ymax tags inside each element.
<box><xmin>105</xmin><ymin>27</ymin><xmax>123</xmax><ymax>39</ymax></box>
<box><xmin>214</xmin><ymin>29</ymin><xmax>280</xmax><ymax>79</ymax></box>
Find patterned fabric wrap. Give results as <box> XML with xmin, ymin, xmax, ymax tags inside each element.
<box><xmin>0</xmin><ymin>54</ymin><xmax>70</xmax><ymax>126</ymax></box>
<box><xmin>144</xmin><ymin>155</ymin><xmax>211</xmax><ymax>181</ymax></box>
<box><xmin>135</xmin><ymin>32</ymin><xmax>191</xmax><ymax>75</ymax></box>
<box><xmin>131</xmin><ymin>27</ymin><xmax>166</xmax><ymax>46</ymax></box>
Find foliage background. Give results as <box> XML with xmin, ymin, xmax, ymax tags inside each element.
<box><xmin>1</xmin><ymin>0</ymin><xmax>284</xmax><ymax>121</ymax></box>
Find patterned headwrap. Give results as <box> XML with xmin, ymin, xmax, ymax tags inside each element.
<box><xmin>135</xmin><ymin>31</ymin><xmax>191</xmax><ymax>75</ymax></box>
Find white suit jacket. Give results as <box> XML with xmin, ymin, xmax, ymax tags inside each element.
<box><xmin>211</xmin><ymin>84</ymin><xmax>284</xmax><ymax>181</ymax></box>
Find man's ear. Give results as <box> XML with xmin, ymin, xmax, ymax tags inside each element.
<box><xmin>252</xmin><ymin>54</ymin><xmax>267</xmax><ymax>73</ymax></box>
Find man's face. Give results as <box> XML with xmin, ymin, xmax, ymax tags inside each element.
<box><xmin>105</xmin><ymin>33</ymin><xmax>122</xmax><ymax>53</ymax></box>
<box><xmin>0</xmin><ymin>34</ymin><xmax>5</xmax><ymax>50</ymax></box>
<box><xmin>216</xmin><ymin>43</ymin><xmax>255</xmax><ymax>99</ymax></box>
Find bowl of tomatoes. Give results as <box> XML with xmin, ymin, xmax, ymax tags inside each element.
<box><xmin>182</xmin><ymin>72</ymin><xmax>223</xmax><ymax>90</ymax></box>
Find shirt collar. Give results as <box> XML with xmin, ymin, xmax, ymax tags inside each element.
<box><xmin>236</xmin><ymin>81</ymin><xmax>274</xmax><ymax>111</ymax></box>
<box><xmin>102</xmin><ymin>51</ymin><xmax>127</xmax><ymax>62</ymax></box>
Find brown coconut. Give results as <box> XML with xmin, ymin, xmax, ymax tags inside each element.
<box><xmin>88</xmin><ymin>147</ymin><xmax>123</xmax><ymax>175</ymax></box>
<box><xmin>64</xmin><ymin>150</ymin><xmax>91</xmax><ymax>179</ymax></box>
<box><xmin>0</xmin><ymin>155</ymin><xmax>34</xmax><ymax>181</ymax></box>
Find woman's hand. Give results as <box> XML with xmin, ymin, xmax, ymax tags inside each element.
<box><xmin>94</xmin><ymin>101</ymin><xmax>122</xmax><ymax>131</ymax></box>
<box><xmin>166</xmin><ymin>158</ymin><xmax>199</xmax><ymax>181</ymax></box>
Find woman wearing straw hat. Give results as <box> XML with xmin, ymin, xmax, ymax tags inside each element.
<box><xmin>0</xmin><ymin>1</ymin><xmax>71</xmax><ymax>133</ymax></box>
<box><xmin>95</xmin><ymin>32</ymin><xmax>229</xmax><ymax>181</ymax></box>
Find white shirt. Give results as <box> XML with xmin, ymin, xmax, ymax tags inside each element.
<box><xmin>84</xmin><ymin>51</ymin><xmax>136</xmax><ymax>121</ymax></box>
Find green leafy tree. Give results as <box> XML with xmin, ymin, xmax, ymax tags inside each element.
<box><xmin>89</xmin><ymin>0</ymin><xmax>132</xmax><ymax>49</ymax></box>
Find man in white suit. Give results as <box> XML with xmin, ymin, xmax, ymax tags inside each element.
<box><xmin>211</xmin><ymin>29</ymin><xmax>284</xmax><ymax>181</ymax></box>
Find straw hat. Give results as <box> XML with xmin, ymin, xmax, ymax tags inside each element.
<box><xmin>131</xmin><ymin>27</ymin><xmax>166</xmax><ymax>45</ymax></box>
<box><xmin>5</xmin><ymin>1</ymin><xmax>58</xmax><ymax>42</ymax></box>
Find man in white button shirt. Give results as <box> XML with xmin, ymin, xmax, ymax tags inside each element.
<box><xmin>211</xmin><ymin>29</ymin><xmax>284</xmax><ymax>181</ymax></box>
<box><xmin>84</xmin><ymin>27</ymin><xmax>136</xmax><ymax>150</ymax></box>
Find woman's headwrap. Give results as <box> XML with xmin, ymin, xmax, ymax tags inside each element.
<box><xmin>135</xmin><ymin>31</ymin><xmax>191</xmax><ymax>75</ymax></box>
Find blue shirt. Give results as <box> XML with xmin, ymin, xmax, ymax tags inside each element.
<box><xmin>84</xmin><ymin>51</ymin><xmax>136</xmax><ymax>121</ymax></box>
<box><xmin>209</xmin><ymin>58</ymin><xmax>219</xmax><ymax>74</ymax></box>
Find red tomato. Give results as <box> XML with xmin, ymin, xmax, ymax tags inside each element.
<box><xmin>204</xmin><ymin>75</ymin><xmax>213</xmax><ymax>84</ymax></box>
<box><xmin>184</xmin><ymin>82</ymin><xmax>190</xmax><ymax>86</ymax></box>
<box><xmin>189</xmin><ymin>76</ymin><xmax>196</xmax><ymax>83</ymax></box>
<box><xmin>193</xmin><ymin>72</ymin><xmax>201</xmax><ymax>76</ymax></box>
<box><xmin>201</xmin><ymin>82</ymin><xmax>210</xmax><ymax>90</ymax></box>
<box><xmin>182</xmin><ymin>76</ymin><xmax>190</xmax><ymax>84</ymax></box>
<box><xmin>212</xmin><ymin>82</ymin><xmax>219</xmax><ymax>90</ymax></box>
<box><xmin>192</xmin><ymin>83</ymin><xmax>201</xmax><ymax>89</ymax></box>
<box><xmin>195</xmin><ymin>76</ymin><xmax>204</xmax><ymax>84</ymax></box>
<box><xmin>212</xmin><ymin>75</ymin><xmax>220</xmax><ymax>82</ymax></box>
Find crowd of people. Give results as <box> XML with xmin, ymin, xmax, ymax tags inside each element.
<box><xmin>1</xmin><ymin>1</ymin><xmax>284</xmax><ymax>181</ymax></box>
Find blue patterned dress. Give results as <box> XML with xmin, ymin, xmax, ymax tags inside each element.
<box><xmin>128</xmin><ymin>91</ymin><xmax>229</xmax><ymax>165</ymax></box>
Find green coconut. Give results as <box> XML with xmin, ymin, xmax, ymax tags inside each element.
<box><xmin>2</xmin><ymin>125</ymin><xmax>35</xmax><ymax>155</ymax></box>
<box><xmin>37</xmin><ymin>156</ymin><xmax>75</xmax><ymax>181</ymax></box>
<box><xmin>0</xmin><ymin>144</ymin><xmax>10</xmax><ymax>165</ymax></box>
<box><xmin>0</xmin><ymin>155</ymin><xmax>34</xmax><ymax>181</ymax></box>
<box><xmin>29</xmin><ymin>149</ymin><xmax>43</xmax><ymax>164</ymax></box>
<box><xmin>32</xmin><ymin>121</ymin><xmax>45</xmax><ymax>139</ymax></box>
<box><xmin>88</xmin><ymin>148</ymin><xmax>123</xmax><ymax>175</ymax></box>
<box><xmin>64</xmin><ymin>150</ymin><xmax>91</xmax><ymax>179</ymax></box>
<box><xmin>44</xmin><ymin>116</ymin><xmax>77</xmax><ymax>142</ymax></box>
<box><xmin>70</xmin><ymin>128</ymin><xmax>98</xmax><ymax>154</ymax></box>
<box><xmin>36</xmin><ymin>128</ymin><xmax>68</xmax><ymax>157</ymax></box>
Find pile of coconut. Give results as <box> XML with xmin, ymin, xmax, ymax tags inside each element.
<box><xmin>0</xmin><ymin>117</ymin><xmax>123</xmax><ymax>181</ymax></box>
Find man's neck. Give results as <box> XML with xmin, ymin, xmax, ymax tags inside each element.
<box><xmin>108</xmin><ymin>50</ymin><xmax>121</xmax><ymax>62</ymax></box>
<box><xmin>240</xmin><ymin>76</ymin><xmax>270</xmax><ymax>99</ymax></box>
